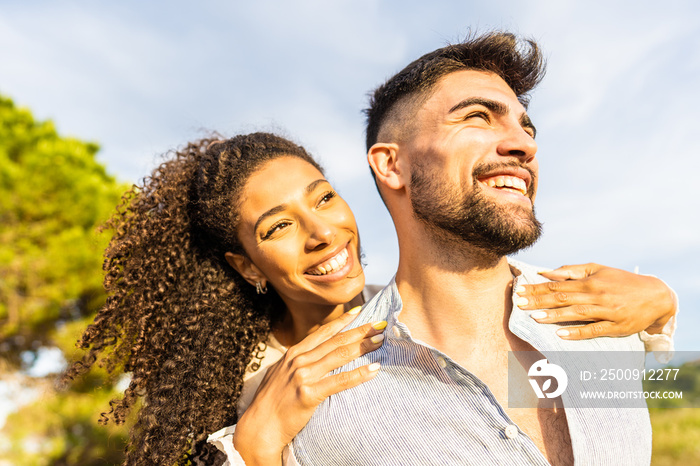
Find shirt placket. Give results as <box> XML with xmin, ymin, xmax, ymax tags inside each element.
<box><xmin>388</xmin><ymin>314</ymin><xmax>551</xmax><ymax>465</ymax></box>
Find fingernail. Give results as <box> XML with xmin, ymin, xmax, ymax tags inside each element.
<box><xmin>556</xmin><ymin>329</ymin><xmax>570</xmax><ymax>337</ymax></box>
<box><xmin>370</xmin><ymin>333</ymin><xmax>385</xmax><ymax>344</ymax></box>
<box><xmin>515</xmin><ymin>297</ymin><xmax>529</xmax><ymax>307</ymax></box>
<box><xmin>347</xmin><ymin>306</ymin><xmax>362</xmax><ymax>315</ymax></box>
<box><xmin>530</xmin><ymin>311</ymin><xmax>547</xmax><ymax>320</ymax></box>
<box><xmin>537</xmin><ymin>268</ymin><xmax>553</xmax><ymax>274</ymax></box>
<box><xmin>515</xmin><ymin>285</ymin><xmax>526</xmax><ymax>294</ymax></box>
<box><xmin>368</xmin><ymin>362</ymin><xmax>381</xmax><ymax>371</ymax></box>
<box><xmin>372</xmin><ymin>321</ymin><xmax>388</xmax><ymax>331</ymax></box>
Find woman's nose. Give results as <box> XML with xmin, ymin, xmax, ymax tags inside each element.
<box><xmin>304</xmin><ymin>215</ymin><xmax>336</xmax><ymax>251</ymax></box>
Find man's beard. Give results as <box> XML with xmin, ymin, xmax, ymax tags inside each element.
<box><xmin>409</xmin><ymin>162</ymin><xmax>543</xmax><ymax>258</ymax></box>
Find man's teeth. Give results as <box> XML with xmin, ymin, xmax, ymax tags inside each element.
<box><xmin>484</xmin><ymin>176</ymin><xmax>527</xmax><ymax>195</ymax></box>
<box><xmin>307</xmin><ymin>248</ymin><xmax>349</xmax><ymax>276</ymax></box>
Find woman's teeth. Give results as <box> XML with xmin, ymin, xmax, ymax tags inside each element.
<box><xmin>307</xmin><ymin>248</ymin><xmax>349</xmax><ymax>276</ymax></box>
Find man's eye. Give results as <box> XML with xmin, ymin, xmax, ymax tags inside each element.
<box><xmin>263</xmin><ymin>222</ymin><xmax>290</xmax><ymax>240</ymax></box>
<box><xmin>465</xmin><ymin>111</ymin><xmax>489</xmax><ymax>121</ymax></box>
<box><xmin>318</xmin><ymin>190</ymin><xmax>337</xmax><ymax>207</ymax></box>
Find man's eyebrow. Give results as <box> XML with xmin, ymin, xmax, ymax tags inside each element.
<box><xmin>449</xmin><ymin>97</ymin><xmax>537</xmax><ymax>138</ymax></box>
<box><xmin>448</xmin><ymin>97</ymin><xmax>508</xmax><ymax>116</ymax></box>
<box><xmin>253</xmin><ymin>179</ymin><xmax>329</xmax><ymax>234</ymax></box>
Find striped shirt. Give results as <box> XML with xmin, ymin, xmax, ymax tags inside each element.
<box><xmin>291</xmin><ymin>259</ymin><xmax>652</xmax><ymax>465</ymax></box>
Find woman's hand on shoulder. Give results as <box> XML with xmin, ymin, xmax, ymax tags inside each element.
<box><xmin>233</xmin><ymin>307</ymin><xmax>385</xmax><ymax>465</ymax></box>
<box><xmin>514</xmin><ymin>263</ymin><xmax>677</xmax><ymax>340</ymax></box>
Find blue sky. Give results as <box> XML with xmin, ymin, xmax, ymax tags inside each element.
<box><xmin>1</xmin><ymin>0</ymin><xmax>698</xmax><ymax>351</ymax></box>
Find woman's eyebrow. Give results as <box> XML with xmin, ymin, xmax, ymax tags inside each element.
<box><xmin>253</xmin><ymin>179</ymin><xmax>329</xmax><ymax>233</ymax></box>
<box><xmin>254</xmin><ymin>204</ymin><xmax>287</xmax><ymax>234</ymax></box>
<box><xmin>304</xmin><ymin>178</ymin><xmax>328</xmax><ymax>195</ymax></box>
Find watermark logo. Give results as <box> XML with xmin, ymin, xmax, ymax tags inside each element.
<box><xmin>528</xmin><ymin>358</ymin><xmax>568</xmax><ymax>399</ymax></box>
<box><xmin>509</xmin><ymin>351</ymin><xmax>697</xmax><ymax>409</ymax></box>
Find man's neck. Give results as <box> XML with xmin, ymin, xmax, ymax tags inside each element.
<box><xmin>394</xmin><ymin>227</ymin><xmax>516</xmax><ymax>356</ymax></box>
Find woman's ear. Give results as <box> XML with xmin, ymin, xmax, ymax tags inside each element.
<box><xmin>368</xmin><ymin>142</ymin><xmax>406</xmax><ymax>192</ymax></box>
<box><xmin>225</xmin><ymin>252</ymin><xmax>267</xmax><ymax>288</ymax></box>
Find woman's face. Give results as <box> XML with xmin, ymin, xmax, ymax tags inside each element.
<box><xmin>232</xmin><ymin>156</ymin><xmax>365</xmax><ymax>307</ymax></box>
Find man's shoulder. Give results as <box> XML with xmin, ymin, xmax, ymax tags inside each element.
<box><xmin>506</xmin><ymin>259</ymin><xmax>645</xmax><ymax>352</ymax></box>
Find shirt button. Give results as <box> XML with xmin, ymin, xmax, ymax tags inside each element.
<box><xmin>504</xmin><ymin>425</ymin><xmax>519</xmax><ymax>439</ymax></box>
<box><xmin>392</xmin><ymin>326</ymin><xmax>401</xmax><ymax>338</ymax></box>
<box><xmin>437</xmin><ymin>357</ymin><xmax>447</xmax><ymax>368</ymax></box>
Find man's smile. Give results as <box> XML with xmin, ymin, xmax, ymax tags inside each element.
<box><xmin>475</xmin><ymin>166</ymin><xmax>534</xmax><ymax>203</ymax></box>
<box><xmin>479</xmin><ymin>174</ymin><xmax>527</xmax><ymax>196</ymax></box>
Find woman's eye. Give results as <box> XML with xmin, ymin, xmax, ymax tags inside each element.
<box><xmin>318</xmin><ymin>190</ymin><xmax>337</xmax><ymax>206</ymax></box>
<box><xmin>262</xmin><ymin>222</ymin><xmax>290</xmax><ymax>240</ymax></box>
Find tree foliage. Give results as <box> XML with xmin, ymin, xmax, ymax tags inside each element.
<box><xmin>1</xmin><ymin>370</ymin><xmax>132</xmax><ymax>465</ymax></box>
<box><xmin>0</xmin><ymin>95</ymin><xmax>126</xmax><ymax>367</ymax></box>
<box><xmin>0</xmin><ymin>95</ymin><xmax>130</xmax><ymax>464</ymax></box>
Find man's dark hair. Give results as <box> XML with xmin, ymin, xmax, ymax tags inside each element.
<box><xmin>364</xmin><ymin>31</ymin><xmax>546</xmax><ymax>153</ymax></box>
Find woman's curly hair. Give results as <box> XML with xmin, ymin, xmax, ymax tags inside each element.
<box><xmin>62</xmin><ymin>132</ymin><xmax>324</xmax><ymax>465</ymax></box>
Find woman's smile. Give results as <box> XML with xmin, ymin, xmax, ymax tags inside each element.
<box><xmin>304</xmin><ymin>243</ymin><xmax>354</xmax><ymax>281</ymax></box>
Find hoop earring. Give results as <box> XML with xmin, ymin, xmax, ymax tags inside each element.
<box><xmin>255</xmin><ymin>281</ymin><xmax>268</xmax><ymax>295</ymax></box>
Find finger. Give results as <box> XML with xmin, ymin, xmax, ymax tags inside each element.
<box><xmin>515</xmin><ymin>279</ymin><xmax>592</xmax><ymax>302</ymax></box>
<box><xmin>292</xmin><ymin>306</ymin><xmax>363</xmax><ymax>353</ymax></box>
<box><xmin>313</xmin><ymin>362</ymin><xmax>381</xmax><ymax>400</ymax></box>
<box><xmin>537</xmin><ymin>263</ymin><xmax>601</xmax><ymax>281</ymax></box>
<box><xmin>300</xmin><ymin>320</ymin><xmax>386</xmax><ymax>368</ymax></box>
<box><xmin>515</xmin><ymin>288</ymin><xmax>597</xmax><ymax>310</ymax></box>
<box><xmin>309</xmin><ymin>329</ymin><xmax>386</xmax><ymax>377</ymax></box>
<box><xmin>555</xmin><ymin>321</ymin><xmax>627</xmax><ymax>340</ymax></box>
<box><xmin>528</xmin><ymin>304</ymin><xmax>605</xmax><ymax>324</ymax></box>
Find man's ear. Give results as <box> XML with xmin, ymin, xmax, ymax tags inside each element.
<box><xmin>368</xmin><ymin>142</ymin><xmax>406</xmax><ymax>192</ymax></box>
<box><xmin>224</xmin><ymin>252</ymin><xmax>267</xmax><ymax>288</ymax></box>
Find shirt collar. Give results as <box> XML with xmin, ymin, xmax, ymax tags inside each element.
<box><xmin>363</xmin><ymin>259</ymin><xmax>569</xmax><ymax>351</ymax></box>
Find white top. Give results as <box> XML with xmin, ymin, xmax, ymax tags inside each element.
<box><xmin>208</xmin><ymin>333</ymin><xmax>291</xmax><ymax>466</ymax></box>
<box><xmin>236</xmin><ymin>333</ymin><xmax>288</xmax><ymax>418</ymax></box>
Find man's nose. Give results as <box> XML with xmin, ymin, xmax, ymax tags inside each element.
<box><xmin>304</xmin><ymin>215</ymin><xmax>336</xmax><ymax>251</ymax></box>
<box><xmin>497</xmin><ymin>125</ymin><xmax>537</xmax><ymax>162</ymax></box>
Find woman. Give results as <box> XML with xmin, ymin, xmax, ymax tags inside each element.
<box><xmin>64</xmin><ymin>133</ymin><xmax>676</xmax><ymax>465</ymax></box>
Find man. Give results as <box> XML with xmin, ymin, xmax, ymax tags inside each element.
<box><xmin>290</xmin><ymin>32</ymin><xmax>662</xmax><ymax>465</ymax></box>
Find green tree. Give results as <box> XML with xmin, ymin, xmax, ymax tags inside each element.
<box><xmin>0</xmin><ymin>95</ymin><xmax>126</xmax><ymax>365</ymax></box>
<box><xmin>0</xmin><ymin>95</ymin><xmax>130</xmax><ymax>464</ymax></box>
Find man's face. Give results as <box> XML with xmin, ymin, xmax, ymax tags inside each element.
<box><xmin>403</xmin><ymin>70</ymin><xmax>542</xmax><ymax>256</ymax></box>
